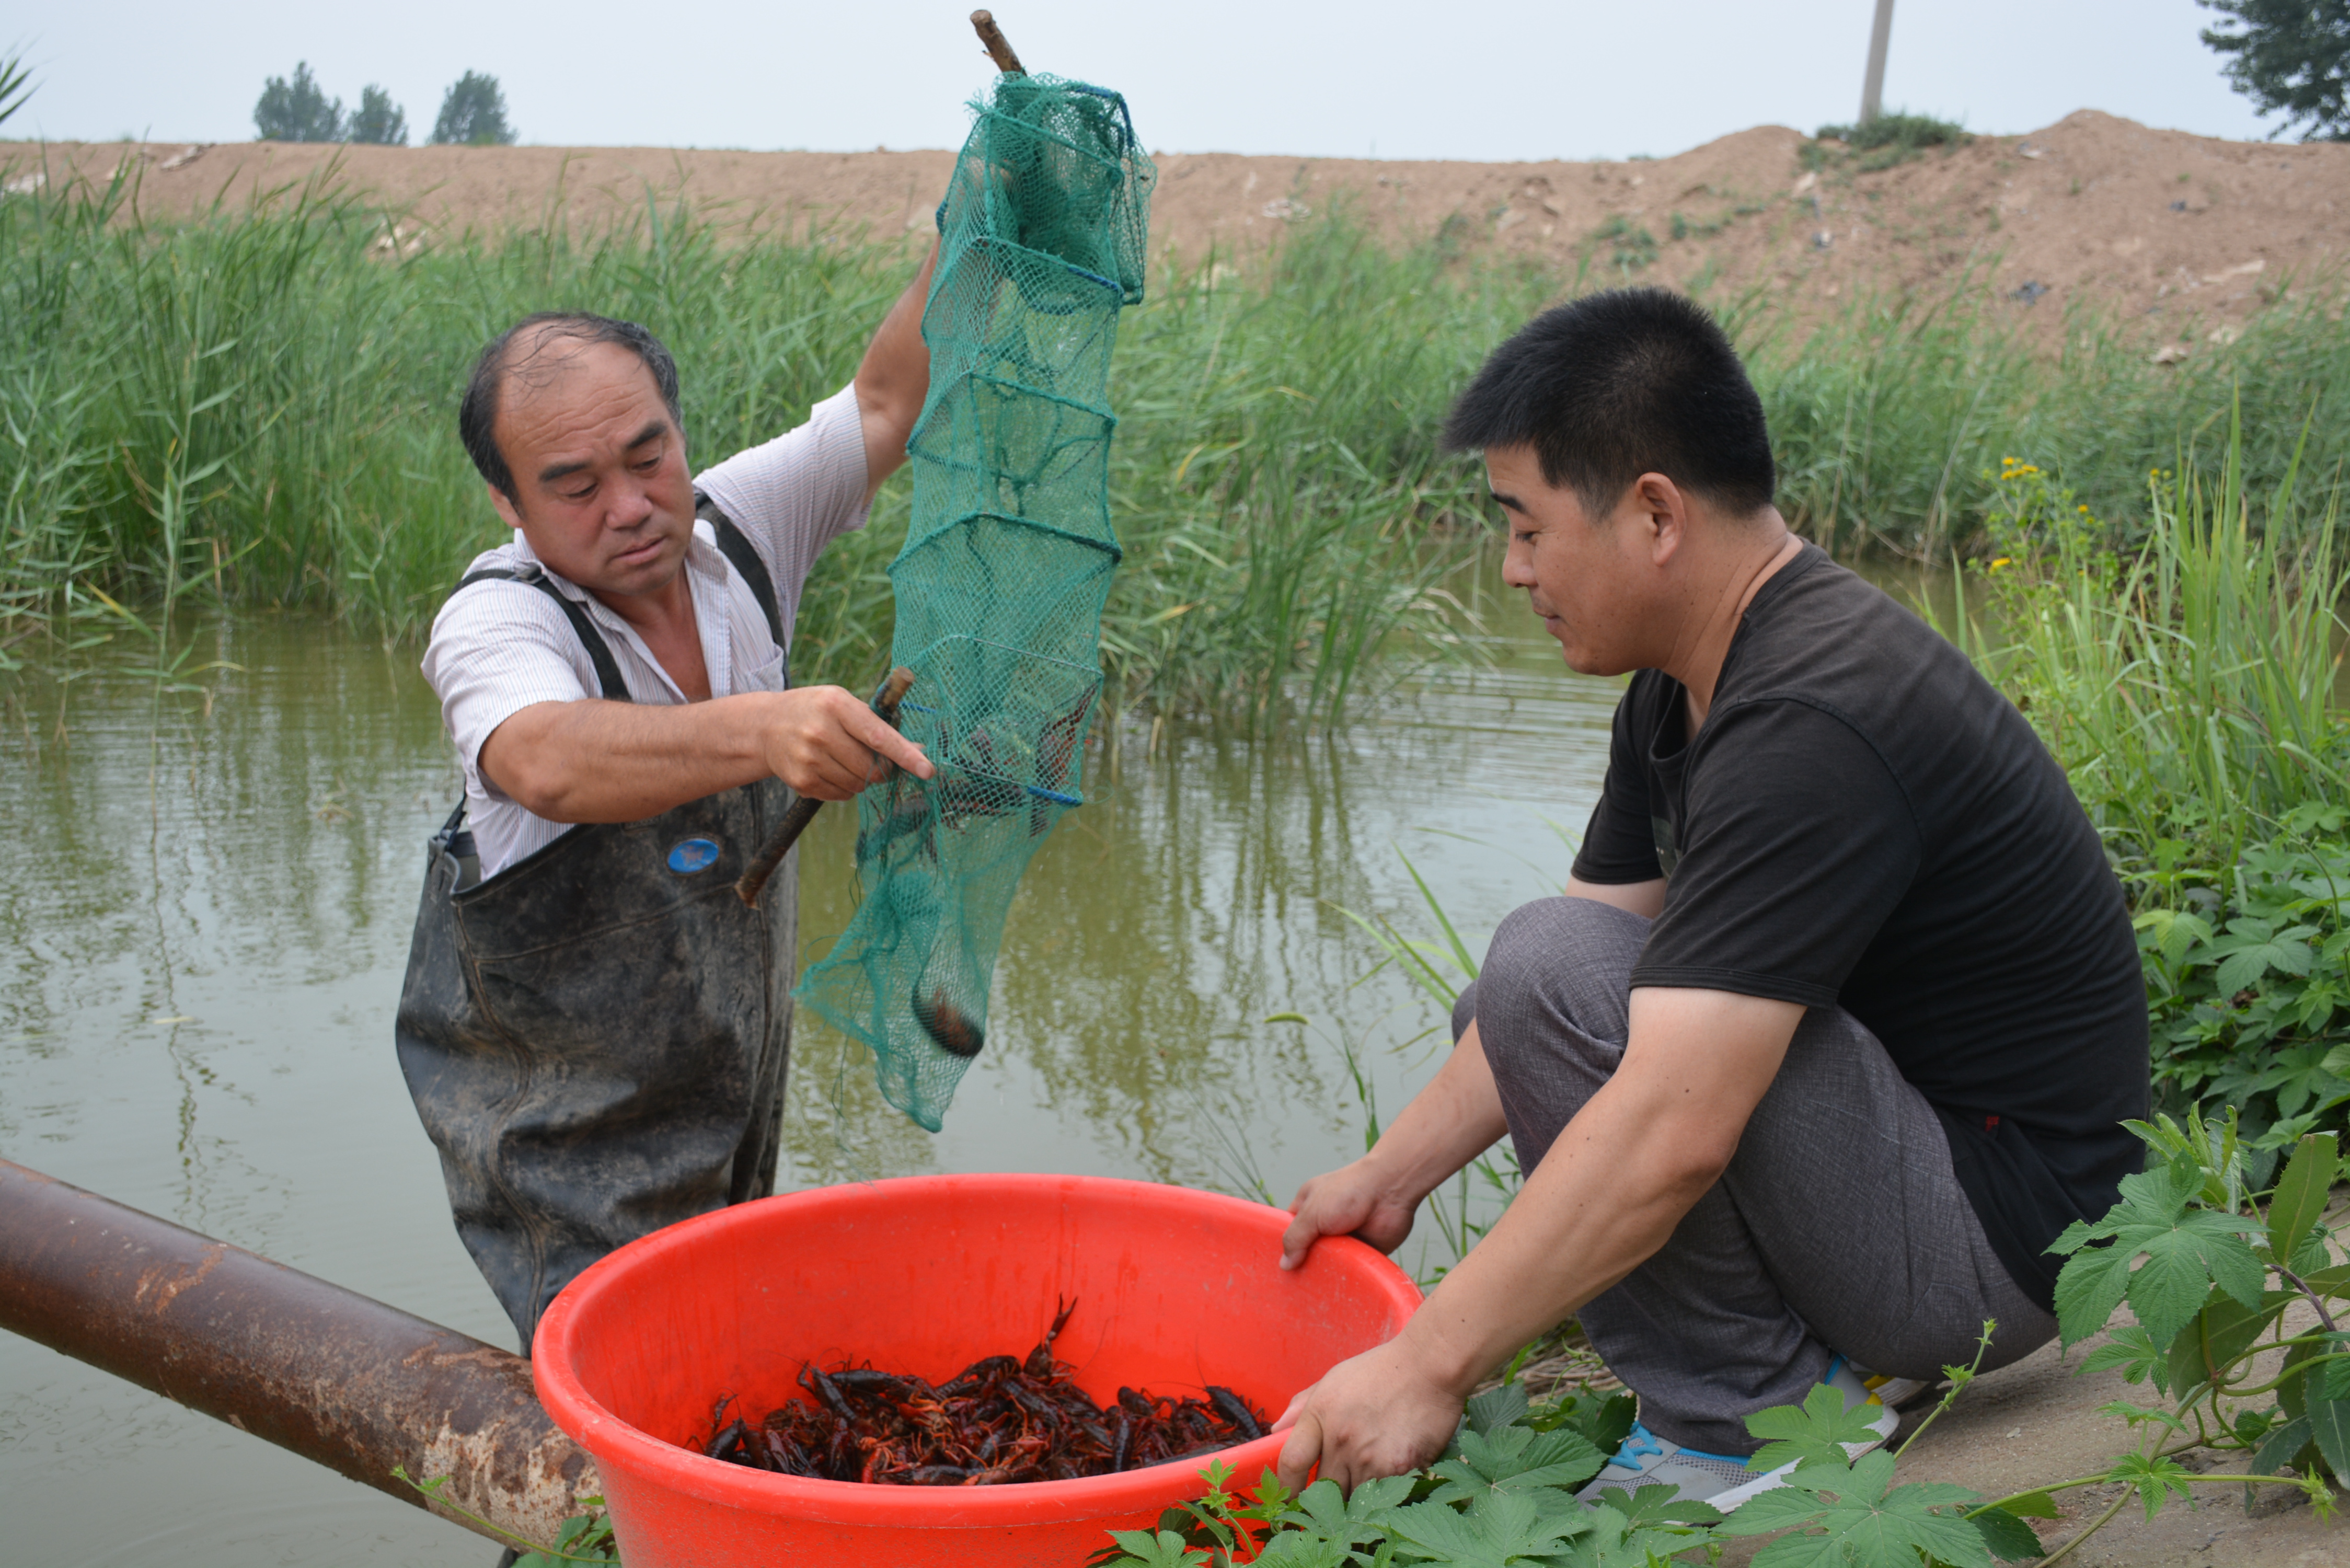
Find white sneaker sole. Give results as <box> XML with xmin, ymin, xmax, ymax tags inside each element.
<box><xmin>1707</xmin><ymin>1433</ymin><xmax>1892</xmax><ymax>1513</ymax></box>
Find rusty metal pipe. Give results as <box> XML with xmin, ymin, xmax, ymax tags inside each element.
<box><xmin>0</xmin><ymin>1157</ymin><xmax>598</xmax><ymax>1550</ymax></box>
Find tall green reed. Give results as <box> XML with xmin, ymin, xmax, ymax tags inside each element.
<box><xmin>6</xmin><ymin>155</ymin><xmax>2349</xmax><ymax>721</ymax></box>
<box><xmin>1944</xmin><ymin>414</ymin><xmax>2348</xmax><ymax>869</ymax></box>
<box><xmin>1935</xmin><ymin>419</ymin><xmax>2349</xmax><ymax>1154</ymax></box>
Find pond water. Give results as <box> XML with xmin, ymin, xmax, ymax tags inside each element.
<box><xmin>0</xmin><ymin>582</ymin><xmax>1641</xmax><ymax>1565</ymax></box>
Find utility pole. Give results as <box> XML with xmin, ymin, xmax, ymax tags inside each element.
<box><xmin>1859</xmin><ymin>0</ymin><xmax>1895</xmax><ymax>125</ymax></box>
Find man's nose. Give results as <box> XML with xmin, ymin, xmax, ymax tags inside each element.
<box><xmin>608</xmin><ymin>476</ymin><xmax>655</xmax><ymax>528</ymax></box>
<box><xmin>1500</xmin><ymin>546</ymin><xmax>1535</xmax><ymax>588</ymax></box>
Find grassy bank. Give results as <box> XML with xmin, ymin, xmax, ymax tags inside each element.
<box><xmin>1950</xmin><ymin>436</ymin><xmax>2349</xmax><ymax>1168</ymax></box>
<box><xmin>4</xmin><ymin>160</ymin><xmax>2347</xmax><ymax>721</ymax></box>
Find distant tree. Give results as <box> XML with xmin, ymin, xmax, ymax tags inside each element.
<box><xmin>2200</xmin><ymin>0</ymin><xmax>2350</xmax><ymax>141</ymax></box>
<box><xmin>430</xmin><ymin>72</ymin><xmax>516</xmax><ymax>146</ymax></box>
<box><xmin>349</xmin><ymin>84</ymin><xmax>408</xmax><ymax>146</ymax></box>
<box><xmin>254</xmin><ymin>61</ymin><xmax>344</xmax><ymax>143</ymax></box>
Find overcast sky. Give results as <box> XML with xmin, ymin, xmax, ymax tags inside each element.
<box><xmin>7</xmin><ymin>1</ymin><xmax>2280</xmax><ymax>160</ymax></box>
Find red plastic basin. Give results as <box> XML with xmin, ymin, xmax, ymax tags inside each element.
<box><xmin>532</xmin><ymin>1172</ymin><xmax>1422</xmax><ymax>1567</ymax></box>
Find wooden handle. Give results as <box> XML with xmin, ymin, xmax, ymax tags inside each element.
<box><xmin>971</xmin><ymin>10</ymin><xmax>1026</xmax><ymax>75</ymax></box>
<box><xmin>734</xmin><ymin>667</ymin><xmax>919</xmax><ymax>907</ymax></box>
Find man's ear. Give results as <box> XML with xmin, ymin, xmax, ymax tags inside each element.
<box><xmin>1634</xmin><ymin>471</ymin><xmax>1689</xmax><ymax>565</ymax></box>
<box><xmin>488</xmin><ymin>483</ymin><xmax>524</xmax><ymax>532</ymax></box>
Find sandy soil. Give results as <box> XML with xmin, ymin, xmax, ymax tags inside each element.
<box><xmin>10</xmin><ymin>111</ymin><xmax>2346</xmax><ymax>344</ymax></box>
<box><xmin>1859</xmin><ymin>1319</ymin><xmax>2344</xmax><ymax>1568</ymax></box>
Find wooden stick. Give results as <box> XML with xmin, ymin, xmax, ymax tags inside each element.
<box><xmin>971</xmin><ymin>10</ymin><xmax>1027</xmax><ymax>76</ymax></box>
<box><xmin>735</xmin><ymin>667</ymin><xmax>917</xmax><ymax>907</ymax></box>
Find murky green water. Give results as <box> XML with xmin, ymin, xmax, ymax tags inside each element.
<box><xmin>0</xmin><ymin>592</ymin><xmax>1626</xmax><ymax>1565</ymax></box>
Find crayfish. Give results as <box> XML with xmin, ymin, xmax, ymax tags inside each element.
<box><xmin>693</xmin><ymin>1297</ymin><xmax>1265</xmax><ymax>1485</ymax></box>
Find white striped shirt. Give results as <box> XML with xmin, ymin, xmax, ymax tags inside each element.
<box><xmin>423</xmin><ymin>384</ymin><xmax>871</xmax><ymax>877</ymax></box>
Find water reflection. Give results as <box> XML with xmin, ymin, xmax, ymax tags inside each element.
<box><xmin>0</xmin><ymin>598</ymin><xmax>1620</xmax><ymax>1566</ymax></box>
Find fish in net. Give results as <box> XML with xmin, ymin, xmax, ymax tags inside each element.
<box><xmin>796</xmin><ymin>72</ymin><xmax>1155</xmax><ymax>1131</ymax></box>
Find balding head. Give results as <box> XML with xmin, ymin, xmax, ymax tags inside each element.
<box><xmin>458</xmin><ymin>313</ymin><xmax>684</xmax><ymax>501</ymax></box>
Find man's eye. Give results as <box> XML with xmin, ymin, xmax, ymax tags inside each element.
<box><xmin>564</xmin><ymin>487</ymin><xmax>594</xmax><ymax>502</ymax></box>
<box><xmin>634</xmin><ymin>456</ymin><xmax>661</xmax><ymax>472</ymax></box>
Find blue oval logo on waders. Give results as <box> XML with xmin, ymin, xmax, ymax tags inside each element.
<box><xmin>667</xmin><ymin>838</ymin><xmax>721</xmax><ymax>875</ymax></box>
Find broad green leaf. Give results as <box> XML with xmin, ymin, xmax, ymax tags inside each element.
<box><xmin>2081</xmin><ymin>1324</ymin><xmax>2165</xmax><ymax>1388</ymax></box>
<box><xmin>2280</xmin><ymin>1339</ymin><xmax>2323</xmax><ymax>1418</ymax></box>
<box><xmin>1464</xmin><ymin>1383</ymin><xmax>1529</xmax><ymax>1436</ymax></box>
<box><xmin>1581</xmin><ymin>1481</ymin><xmax>1725</xmax><ymax>1528</ymax></box>
<box><xmin>1744</xmin><ymin>1381</ymin><xmax>1886</xmax><ymax>1471</ymax></box>
<box><xmin>1278</xmin><ymin>1475</ymin><xmax>1413</xmax><ymax>1547</ymax></box>
<box><xmin>1725</xmin><ymin>1452</ymin><xmax>1990</xmax><ymax>1568</ymax></box>
<box><xmin>1967</xmin><ymin>1503</ymin><xmax>2049</xmax><ymax>1562</ymax></box>
<box><xmin>1528</xmin><ymin>1389</ymin><xmax>1637</xmax><ymax>1455</ymax></box>
<box><xmin>2253</xmin><ymin>1414</ymin><xmax>2315</xmax><ymax>1475</ymax></box>
<box><xmin>1103</xmin><ymin>1528</ymin><xmax>1208</xmax><ymax>1568</ymax></box>
<box><xmin>2052</xmin><ymin>1165</ymin><xmax>2264</xmax><ymax>1347</ymax></box>
<box><xmin>2164</xmin><ymin>1290</ymin><xmax>2289</xmax><ymax>1392</ymax></box>
<box><xmin>2310</xmin><ymin>1397</ymin><xmax>2350</xmax><ymax>1482</ymax></box>
<box><xmin>2104</xmin><ymin>1451</ymin><xmax>2195</xmax><ymax>1520</ymax></box>
<box><xmin>1426</xmin><ymin>1422</ymin><xmax>1606</xmax><ymax>1503</ymax></box>
<box><xmin>1996</xmin><ymin>1490</ymin><xmax>2064</xmax><ymax>1519</ymax></box>
<box><xmin>1378</xmin><ymin>1490</ymin><xmax>1585</xmax><ymax>1567</ymax></box>
<box><xmin>1250</xmin><ymin>1532</ymin><xmax>1352</xmax><ymax>1568</ymax></box>
<box><xmin>2126</xmin><ymin>1211</ymin><xmax>2267</xmax><ymax>1344</ymax></box>
<box><xmin>2265</xmin><ymin>1133</ymin><xmax>2340</xmax><ymax>1264</ymax></box>
<box><xmin>1555</xmin><ymin>1500</ymin><xmax>1719</xmax><ymax>1568</ymax></box>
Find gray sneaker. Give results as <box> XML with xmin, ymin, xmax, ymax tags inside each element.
<box><xmin>1576</xmin><ymin>1355</ymin><xmax>1898</xmax><ymax>1511</ymax></box>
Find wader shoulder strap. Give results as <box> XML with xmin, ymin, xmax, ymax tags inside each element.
<box><xmin>452</xmin><ymin>568</ymin><xmax>631</xmax><ymax>701</ymax></box>
<box><xmin>697</xmin><ymin>491</ymin><xmax>788</xmax><ymax>686</ymax></box>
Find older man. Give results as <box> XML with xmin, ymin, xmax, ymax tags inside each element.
<box><xmin>1273</xmin><ymin>287</ymin><xmax>2148</xmax><ymax>1506</ymax></box>
<box><xmin>397</xmin><ymin>252</ymin><xmax>937</xmax><ymax>1348</ymax></box>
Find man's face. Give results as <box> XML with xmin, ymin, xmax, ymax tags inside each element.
<box><xmin>1487</xmin><ymin>444</ymin><xmax>1654</xmax><ymax>676</ymax></box>
<box><xmin>486</xmin><ymin>338</ymin><xmax>696</xmax><ymax>599</ymax></box>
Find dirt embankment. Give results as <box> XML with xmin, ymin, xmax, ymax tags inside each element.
<box><xmin>10</xmin><ymin>111</ymin><xmax>2347</xmax><ymax>339</ymax></box>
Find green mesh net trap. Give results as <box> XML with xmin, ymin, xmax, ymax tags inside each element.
<box><xmin>796</xmin><ymin>73</ymin><xmax>1155</xmax><ymax>1132</ymax></box>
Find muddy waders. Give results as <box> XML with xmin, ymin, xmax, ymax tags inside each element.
<box><xmin>397</xmin><ymin>507</ymin><xmax>799</xmax><ymax>1351</ymax></box>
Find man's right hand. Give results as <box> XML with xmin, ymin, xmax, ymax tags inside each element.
<box><xmin>1280</xmin><ymin>1156</ymin><xmax>1420</xmax><ymax>1270</ymax></box>
<box><xmin>762</xmin><ymin>685</ymin><xmax>934</xmax><ymax>801</ymax></box>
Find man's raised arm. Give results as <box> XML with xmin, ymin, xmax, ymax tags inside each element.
<box><xmin>854</xmin><ymin>239</ymin><xmax>940</xmax><ymax>501</ymax></box>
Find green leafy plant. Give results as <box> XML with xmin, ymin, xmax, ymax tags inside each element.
<box><xmin>1811</xmin><ymin>112</ymin><xmax>1973</xmax><ymax>171</ymax></box>
<box><xmin>1586</xmin><ymin>217</ymin><xmax>1658</xmax><ymax>273</ymax></box>
<box><xmin>393</xmin><ymin>1466</ymin><xmax>619</xmax><ymax>1564</ymax></box>
<box><xmin>1943</xmin><ymin>430</ymin><xmax>2350</xmax><ymax>1154</ymax></box>
<box><xmin>1089</xmin><ymin>1116</ymin><xmax>2346</xmax><ymax>1568</ymax></box>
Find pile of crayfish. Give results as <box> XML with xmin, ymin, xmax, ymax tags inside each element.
<box><xmin>693</xmin><ymin>1299</ymin><xmax>1266</xmax><ymax>1485</ymax></box>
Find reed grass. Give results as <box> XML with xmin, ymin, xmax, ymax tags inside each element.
<box><xmin>5</xmin><ymin>153</ymin><xmax>2348</xmax><ymax>727</ymax></box>
<box><xmin>1943</xmin><ymin>414</ymin><xmax>2348</xmax><ymax>870</ymax></box>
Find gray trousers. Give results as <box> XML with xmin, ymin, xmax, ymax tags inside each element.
<box><xmin>1455</xmin><ymin>896</ymin><xmax>2055</xmax><ymax>1455</ymax></box>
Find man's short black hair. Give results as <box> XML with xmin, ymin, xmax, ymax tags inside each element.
<box><xmin>458</xmin><ymin>312</ymin><xmax>684</xmax><ymax>499</ymax></box>
<box><xmin>1442</xmin><ymin>287</ymin><xmax>1775</xmax><ymax>519</ymax></box>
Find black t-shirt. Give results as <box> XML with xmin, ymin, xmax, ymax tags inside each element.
<box><xmin>1570</xmin><ymin>544</ymin><xmax>2148</xmax><ymax>1308</ymax></box>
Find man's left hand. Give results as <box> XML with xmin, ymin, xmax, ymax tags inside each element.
<box><xmin>1271</xmin><ymin>1333</ymin><xmax>1465</xmax><ymax>1496</ymax></box>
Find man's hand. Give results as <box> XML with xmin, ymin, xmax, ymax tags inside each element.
<box><xmin>1276</xmin><ymin>1020</ymin><xmax>1511</xmax><ymax>1274</ymax></box>
<box><xmin>1264</xmin><ymin>989</ymin><xmax>1804</xmax><ymax>1497</ymax></box>
<box><xmin>1271</xmin><ymin>1334</ymin><xmax>1466</xmax><ymax>1495</ymax></box>
<box><xmin>762</xmin><ymin>685</ymin><xmax>932</xmax><ymax>800</ymax></box>
<box><xmin>1280</xmin><ymin>1157</ymin><xmax>1419</xmax><ymax>1270</ymax></box>
<box><xmin>480</xmin><ymin>688</ymin><xmax>932</xmax><ymax>824</ymax></box>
